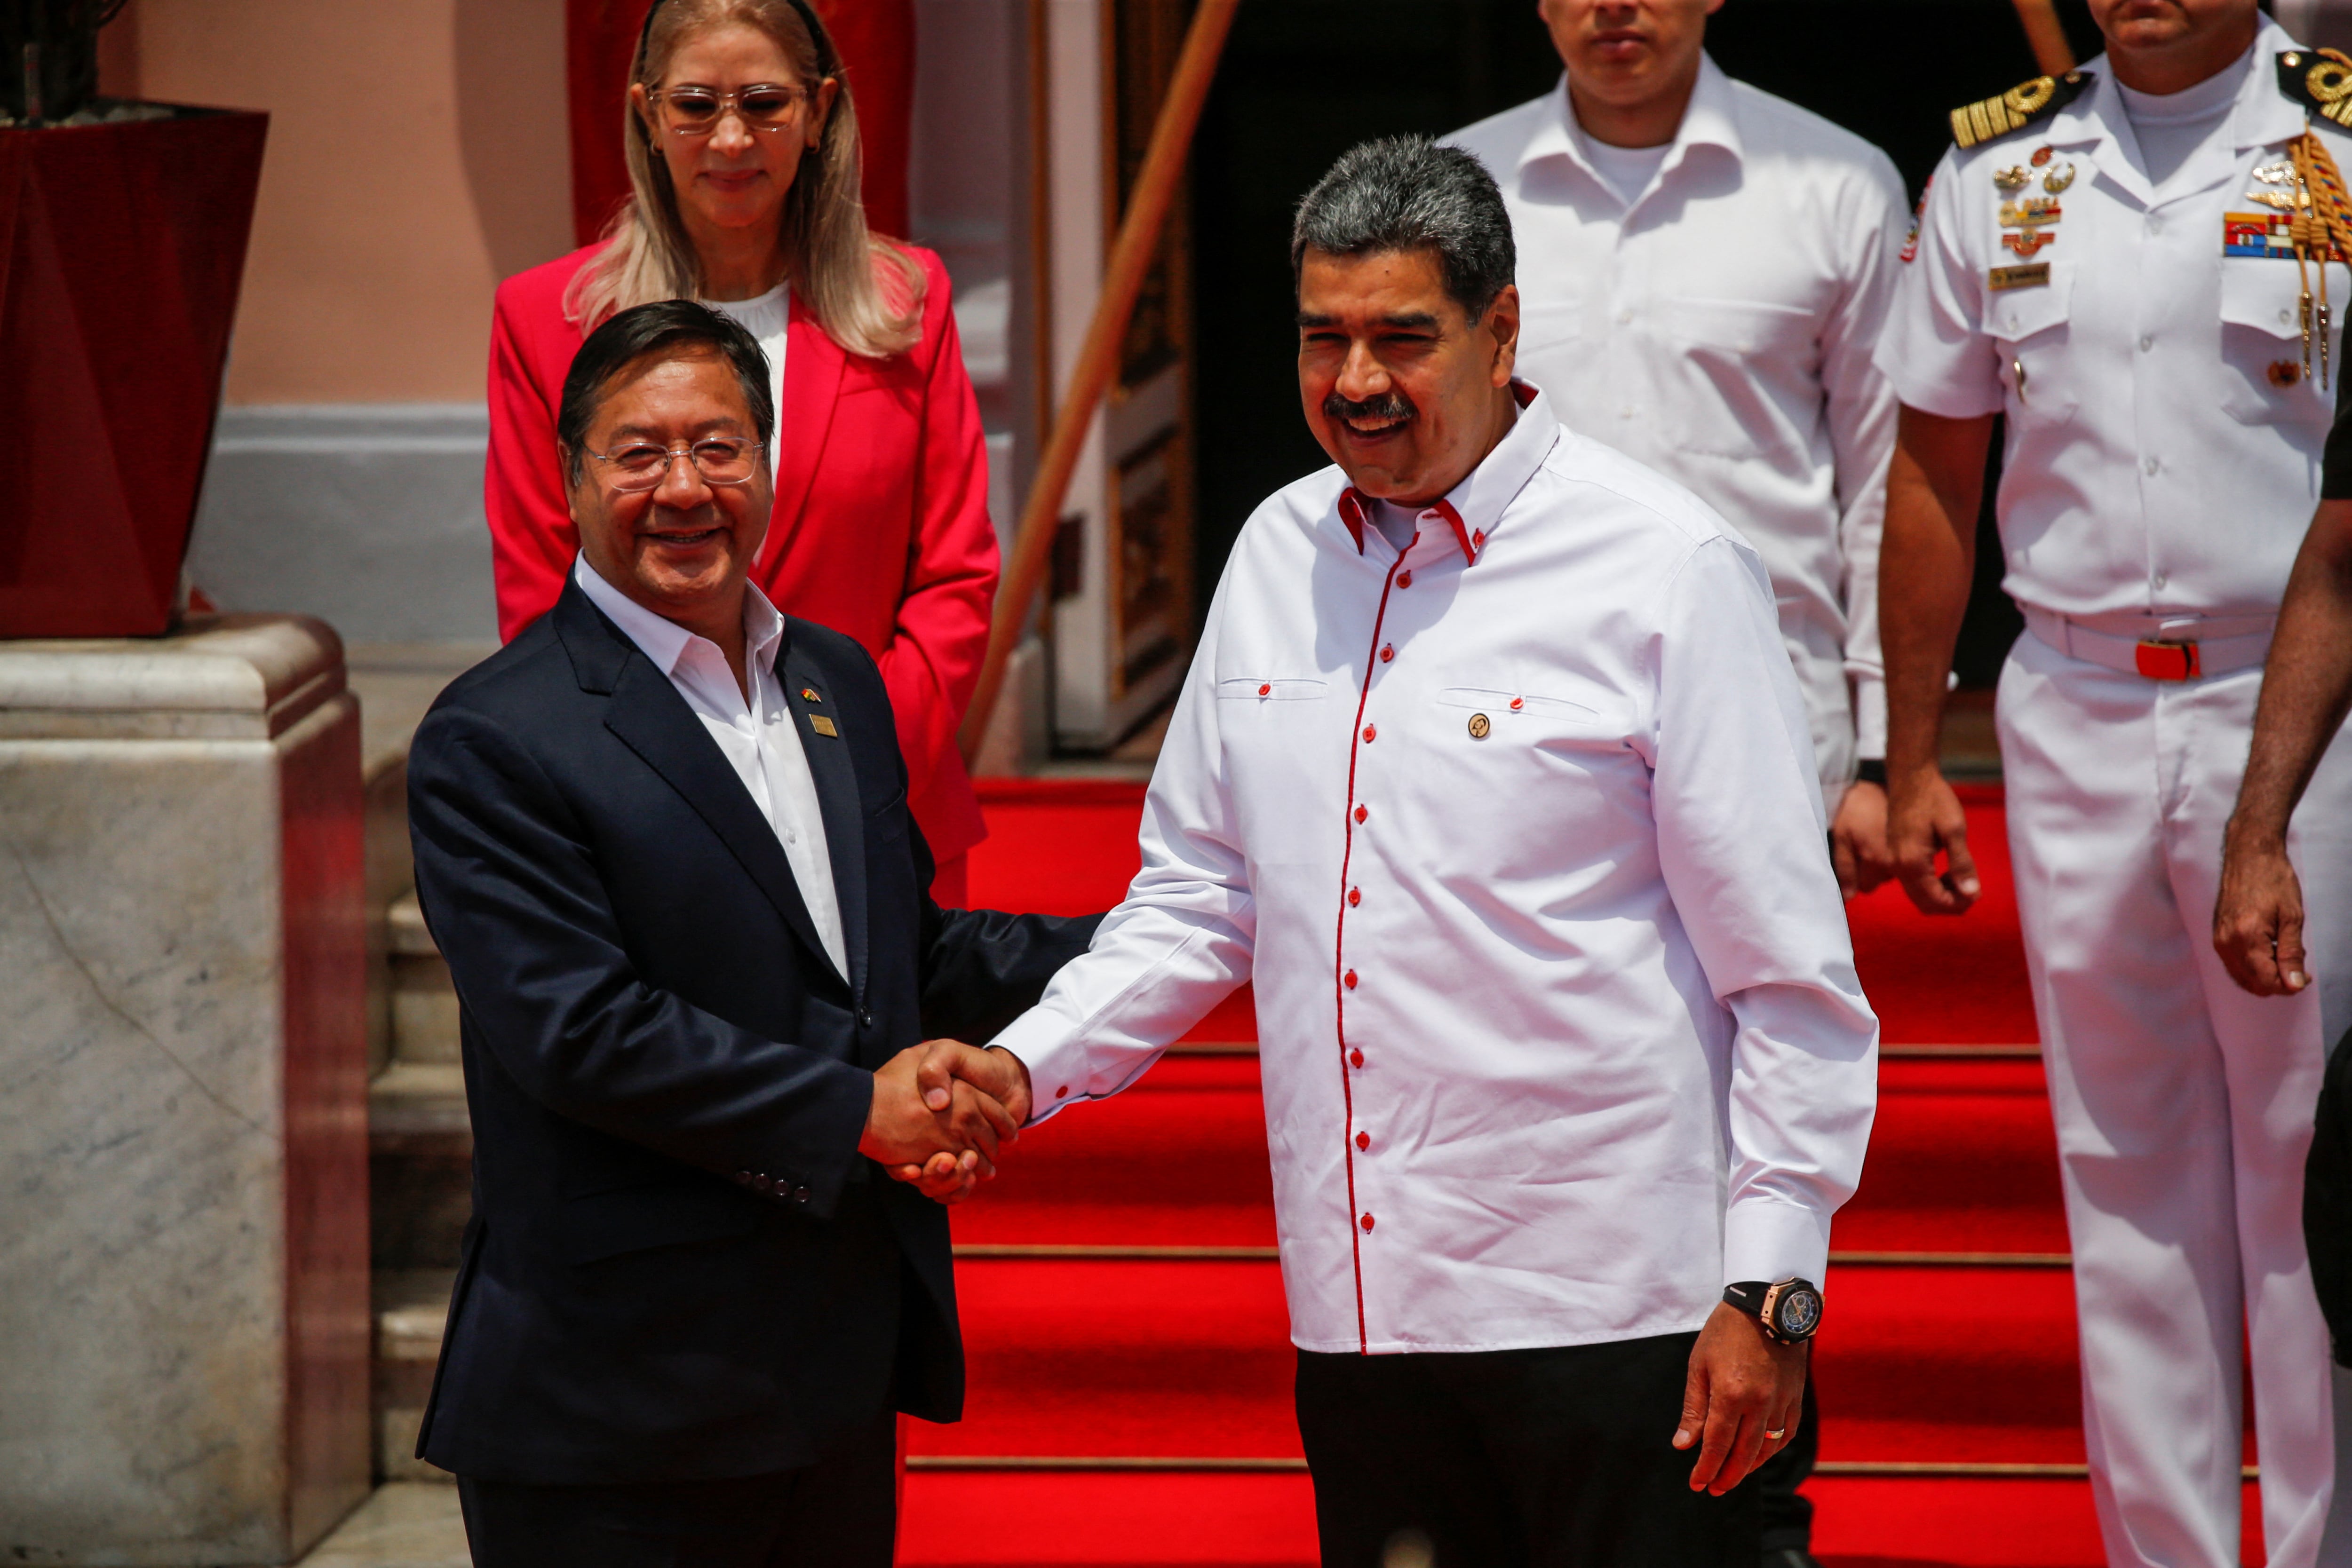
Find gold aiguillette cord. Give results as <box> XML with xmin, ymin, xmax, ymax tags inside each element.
<box><xmin>2290</xmin><ymin>130</ymin><xmax>2352</xmax><ymax>388</ymax></box>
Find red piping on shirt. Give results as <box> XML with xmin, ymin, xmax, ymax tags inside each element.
<box><xmin>1335</xmin><ymin>536</ymin><xmax>1409</xmax><ymax>1355</ymax></box>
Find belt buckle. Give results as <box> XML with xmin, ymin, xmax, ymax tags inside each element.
<box><xmin>2134</xmin><ymin>639</ymin><xmax>2201</xmax><ymax>681</ymax></box>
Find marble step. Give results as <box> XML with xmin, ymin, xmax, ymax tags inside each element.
<box><xmin>388</xmin><ymin>892</ymin><xmax>457</xmax><ymax>1067</ymax></box>
<box><xmin>369</xmin><ymin>1063</ymin><xmax>470</xmax><ymax>1275</ymax></box>
<box><xmin>373</xmin><ymin>1270</ymin><xmax>458</xmax><ymax>1485</ymax></box>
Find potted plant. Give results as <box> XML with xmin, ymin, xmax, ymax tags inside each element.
<box><xmin>0</xmin><ymin>0</ymin><xmax>267</xmax><ymax>636</ymax></box>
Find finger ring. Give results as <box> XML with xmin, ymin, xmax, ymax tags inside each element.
<box><xmin>1764</xmin><ymin>1428</ymin><xmax>1786</xmax><ymax>1440</ymax></box>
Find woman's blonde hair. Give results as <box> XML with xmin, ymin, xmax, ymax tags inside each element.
<box><xmin>564</xmin><ymin>0</ymin><xmax>924</xmax><ymax>357</ymax></box>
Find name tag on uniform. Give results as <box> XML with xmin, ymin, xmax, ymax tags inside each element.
<box><xmin>1988</xmin><ymin>263</ymin><xmax>2050</xmax><ymax>291</ymax></box>
<box><xmin>809</xmin><ymin>716</ymin><xmax>839</xmax><ymax>737</ymax></box>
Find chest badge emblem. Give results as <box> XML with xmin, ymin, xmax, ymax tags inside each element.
<box><xmin>810</xmin><ymin>716</ymin><xmax>840</xmax><ymax>738</ymax></box>
<box><xmin>800</xmin><ymin>686</ymin><xmax>822</xmax><ymax>703</ymax></box>
<box><xmin>1994</xmin><ymin>165</ymin><xmax>2030</xmax><ymax>192</ymax></box>
<box><xmin>2042</xmin><ymin>161</ymin><xmax>2075</xmax><ymax>195</ymax></box>
<box><xmin>2031</xmin><ymin>145</ymin><xmax>2055</xmax><ymax>168</ymax></box>
<box><xmin>2002</xmin><ymin>228</ymin><xmax>2058</xmax><ymax>259</ymax></box>
<box><xmin>1468</xmin><ymin>713</ymin><xmax>1492</xmax><ymax>740</ymax></box>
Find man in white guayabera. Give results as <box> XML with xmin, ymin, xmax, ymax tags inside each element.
<box><xmin>930</xmin><ymin>136</ymin><xmax>1879</xmax><ymax>1565</ymax></box>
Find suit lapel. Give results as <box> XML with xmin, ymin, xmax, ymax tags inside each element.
<box><xmin>780</xmin><ymin>629</ymin><xmax>869</xmax><ymax>1007</ymax></box>
<box><xmin>596</xmin><ymin>634</ymin><xmax>849</xmax><ymax>991</ymax></box>
<box><xmin>761</xmin><ymin>294</ymin><xmax>848</xmax><ymax>573</ymax></box>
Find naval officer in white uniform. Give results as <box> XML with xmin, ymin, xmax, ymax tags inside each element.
<box><xmin>1878</xmin><ymin>0</ymin><xmax>2352</xmax><ymax>1561</ymax></box>
<box><xmin>935</xmin><ymin>137</ymin><xmax>1877</xmax><ymax>1563</ymax></box>
<box><xmin>1445</xmin><ymin>0</ymin><xmax>1909</xmax><ymax>906</ymax></box>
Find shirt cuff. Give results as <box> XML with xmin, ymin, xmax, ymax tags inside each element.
<box><xmin>1722</xmin><ymin>1198</ymin><xmax>1833</xmax><ymax>1290</ymax></box>
<box><xmin>990</xmin><ymin>1009</ymin><xmax>1089</xmax><ymax>1125</ymax></box>
<box><xmin>1851</xmin><ymin>673</ymin><xmax>1887</xmax><ymax>761</ymax></box>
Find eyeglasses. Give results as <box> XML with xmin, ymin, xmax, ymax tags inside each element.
<box><xmin>585</xmin><ymin>437</ymin><xmax>766</xmax><ymax>492</ymax></box>
<box><xmin>646</xmin><ymin>83</ymin><xmax>812</xmax><ymax>137</ymax></box>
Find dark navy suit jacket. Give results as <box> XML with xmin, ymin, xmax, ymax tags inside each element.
<box><xmin>405</xmin><ymin>579</ymin><xmax>1097</xmax><ymax>1483</ymax></box>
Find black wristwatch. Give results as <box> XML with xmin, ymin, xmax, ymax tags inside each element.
<box><xmin>1724</xmin><ymin>1277</ymin><xmax>1824</xmax><ymax>1343</ymax></box>
<box><xmin>1854</xmin><ymin>759</ymin><xmax>1888</xmax><ymax>787</ymax></box>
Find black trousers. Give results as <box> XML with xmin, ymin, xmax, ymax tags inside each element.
<box><xmin>1753</xmin><ymin>1375</ymin><xmax>1819</xmax><ymax>1552</ymax></box>
<box><xmin>456</xmin><ymin>1408</ymin><xmax>896</xmax><ymax>1568</ymax></box>
<box><xmin>1295</xmin><ymin>1334</ymin><xmax>1759</xmax><ymax>1568</ymax></box>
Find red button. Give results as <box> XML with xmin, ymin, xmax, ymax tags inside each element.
<box><xmin>1257</xmin><ymin>683</ymin><xmax>1271</xmax><ymax>697</ymax></box>
<box><xmin>1348</xmin><ymin>887</ymin><xmax>1361</xmax><ymax>906</ymax></box>
<box><xmin>1472</xmin><ymin>529</ymin><xmax>1485</xmax><ymax>548</ymax></box>
<box><xmin>1344</xmin><ymin>970</ymin><xmax>1358</xmax><ymax>989</ymax></box>
<box><xmin>1510</xmin><ymin>696</ymin><xmax>1524</xmax><ymax>711</ymax></box>
<box><xmin>1350</xmin><ymin>1049</ymin><xmax>1364</xmax><ymax>1068</ymax></box>
<box><xmin>1354</xmin><ymin>805</ymin><xmax>1367</xmax><ymax>824</ymax></box>
<box><xmin>1360</xmin><ymin>1213</ymin><xmax>1376</xmax><ymax>1232</ymax></box>
<box><xmin>1380</xmin><ymin>644</ymin><xmax>1394</xmax><ymax>663</ymax></box>
<box><xmin>1362</xmin><ymin>725</ymin><xmax>1376</xmax><ymax>743</ymax></box>
<box><xmin>1356</xmin><ymin>1131</ymin><xmax>1370</xmax><ymax>1151</ymax></box>
<box><xmin>1055</xmin><ymin>1085</ymin><xmax>1068</xmax><ymax>1099</ymax></box>
<box><xmin>1397</xmin><ymin>571</ymin><xmax>1413</xmax><ymax>588</ymax></box>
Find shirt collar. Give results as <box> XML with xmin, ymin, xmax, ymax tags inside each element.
<box><xmin>2062</xmin><ymin>22</ymin><xmax>2303</xmax><ymax>166</ymax></box>
<box><xmin>1337</xmin><ymin>381</ymin><xmax>1559</xmax><ymax>565</ymax></box>
<box><xmin>572</xmin><ymin>554</ymin><xmax>785</xmax><ymax>681</ymax></box>
<box><xmin>1523</xmin><ymin>54</ymin><xmax>1742</xmax><ymax>191</ymax></box>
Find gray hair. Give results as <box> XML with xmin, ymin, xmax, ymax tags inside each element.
<box><xmin>1290</xmin><ymin>136</ymin><xmax>1516</xmax><ymax>324</ymax></box>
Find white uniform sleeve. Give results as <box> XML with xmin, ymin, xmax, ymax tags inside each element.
<box><xmin>1822</xmin><ymin>153</ymin><xmax>1909</xmax><ymax>761</ymax></box>
<box><xmin>1646</xmin><ymin>535</ymin><xmax>1881</xmax><ymax>1286</ymax></box>
<box><xmin>1876</xmin><ymin>148</ymin><xmax>2004</xmax><ymax>420</ymax></box>
<box><xmin>989</xmin><ymin>586</ymin><xmax>1257</xmax><ymax>1118</ymax></box>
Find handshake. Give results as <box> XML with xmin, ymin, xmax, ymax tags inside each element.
<box><xmin>855</xmin><ymin>1039</ymin><xmax>1033</xmax><ymax>1204</ymax></box>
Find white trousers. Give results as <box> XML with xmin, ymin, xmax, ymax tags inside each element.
<box><xmin>1998</xmin><ymin>632</ymin><xmax>2352</xmax><ymax>1568</ymax></box>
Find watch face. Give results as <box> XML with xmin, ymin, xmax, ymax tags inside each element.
<box><xmin>1775</xmin><ymin>1285</ymin><xmax>1823</xmax><ymax>1339</ymax></box>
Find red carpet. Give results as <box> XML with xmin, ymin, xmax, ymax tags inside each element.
<box><xmin>898</xmin><ymin>781</ymin><xmax>2267</xmax><ymax>1567</ymax></box>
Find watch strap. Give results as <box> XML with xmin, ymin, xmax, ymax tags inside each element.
<box><xmin>1722</xmin><ymin>1280</ymin><xmax>1770</xmax><ymax>1315</ymax></box>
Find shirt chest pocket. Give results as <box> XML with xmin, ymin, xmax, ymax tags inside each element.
<box><xmin>1432</xmin><ymin>686</ymin><xmax>1626</xmax><ymax>748</ymax></box>
<box><xmin>2218</xmin><ymin>257</ymin><xmax>2345</xmax><ymax>428</ymax></box>
<box><xmin>1654</xmin><ymin>299</ymin><xmax>1818</xmax><ymax>459</ymax></box>
<box><xmin>1519</xmin><ymin>300</ymin><xmax>1584</xmax><ymax>358</ymax></box>
<box><xmin>1985</xmin><ymin>260</ymin><xmax>2079</xmax><ymax>426</ymax></box>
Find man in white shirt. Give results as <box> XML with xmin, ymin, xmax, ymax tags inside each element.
<box><xmin>938</xmin><ymin>137</ymin><xmax>1877</xmax><ymax>1564</ymax></box>
<box><xmin>1446</xmin><ymin>0</ymin><xmax>1908</xmax><ymax>903</ymax></box>
<box><xmin>1878</xmin><ymin>2</ymin><xmax>2352</xmax><ymax>1562</ymax></box>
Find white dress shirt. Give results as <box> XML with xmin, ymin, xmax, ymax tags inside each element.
<box><xmin>1880</xmin><ymin>23</ymin><xmax>2347</xmax><ymax>630</ymax></box>
<box><xmin>1448</xmin><ymin>59</ymin><xmax>1908</xmax><ymax>791</ymax></box>
<box><xmin>573</xmin><ymin>555</ymin><xmax>846</xmax><ymax>976</ymax></box>
<box><xmin>994</xmin><ymin>388</ymin><xmax>1879</xmax><ymax>1354</ymax></box>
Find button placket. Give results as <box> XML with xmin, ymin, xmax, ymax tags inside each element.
<box><xmin>1333</xmin><ymin>547</ymin><xmax>1412</xmax><ymax>1347</ymax></box>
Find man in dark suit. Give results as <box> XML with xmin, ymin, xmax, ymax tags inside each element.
<box><xmin>406</xmin><ymin>299</ymin><xmax>1095</xmax><ymax>1566</ymax></box>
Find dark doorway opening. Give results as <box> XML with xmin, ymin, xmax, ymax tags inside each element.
<box><xmin>1185</xmin><ymin>0</ymin><xmax>2114</xmax><ymax>687</ymax></box>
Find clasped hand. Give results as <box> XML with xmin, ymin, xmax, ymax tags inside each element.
<box><xmin>857</xmin><ymin>1040</ymin><xmax>1034</xmax><ymax>1204</ymax></box>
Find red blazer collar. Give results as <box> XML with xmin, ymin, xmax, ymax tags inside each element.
<box><xmin>763</xmin><ymin>292</ymin><xmax>848</xmax><ymax>567</ymax></box>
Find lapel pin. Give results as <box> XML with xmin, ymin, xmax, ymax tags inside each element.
<box><xmin>1468</xmin><ymin>713</ymin><xmax>1492</xmax><ymax>740</ymax></box>
<box><xmin>810</xmin><ymin>716</ymin><xmax>839</xmax><ymax>737</ymax></box>
<box><xmin>800</xmin><ymin>687</ymin><xmax>822</xmax><ymax>703</ymax></box>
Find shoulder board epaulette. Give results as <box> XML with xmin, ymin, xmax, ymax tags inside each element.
<box><xmin>2278</xmin><ymin>48</ymin><xmax>2352</xmax><ymax>128</ymax></box>
<box><xmin>1950</xmin><ymin>71</ymin><xmax>2092</xmax><ymax>151</ymax></box>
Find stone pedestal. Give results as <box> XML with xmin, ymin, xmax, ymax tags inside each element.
<box><xmin>0</xmin><ymin>616</ymin><xmax>372</xmax><ymax>1564</ymax></box>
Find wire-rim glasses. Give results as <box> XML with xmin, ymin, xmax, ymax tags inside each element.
<box><xmin>646</xmin><ymin>83</ymin><xmax>812</xmax><ymax>137</ymax></box>
<box><xmin>586</xmin><ymin>437</ymin><xmax>766</xmax><ymax>493</ymax></box>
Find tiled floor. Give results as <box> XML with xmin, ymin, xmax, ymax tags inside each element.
<box><xmin>298</xmin><ymin>1484</ymin><xmax>467</xmax><ymax>1568</ymax></box>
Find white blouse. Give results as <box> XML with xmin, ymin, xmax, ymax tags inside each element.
<box><xmin>704</xmin><ymin>281</ymin><xmax>789</xmax><ymax>479</ymax></box>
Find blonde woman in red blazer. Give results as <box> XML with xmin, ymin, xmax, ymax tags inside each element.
<box><xmin>485</xmin><ymin>0</ymin><xmax>991</xmax><ymax>895</ymax></box>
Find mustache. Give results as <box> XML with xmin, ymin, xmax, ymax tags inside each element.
<box><xmin>1324</xmin><ymin>389</ymin><xmax>1415</xmax><ymax>425</ymax></box>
